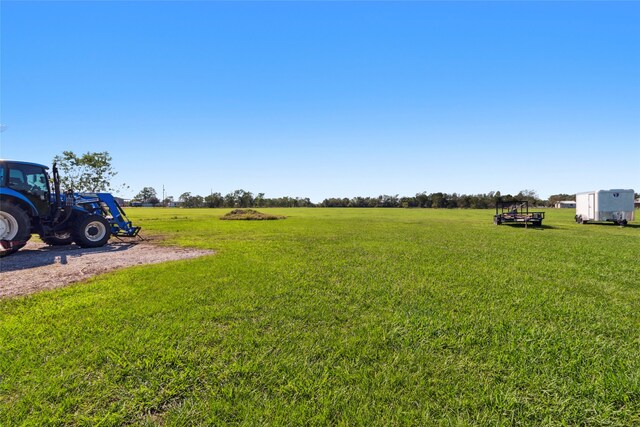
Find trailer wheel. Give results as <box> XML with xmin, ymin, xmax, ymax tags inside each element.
<box><xmin>620</xmin><ymin>220</ymin><xmax>628</xmax><ymax>226</ymax></box>
<box><xmin>73</xmin><ymin>215</ymin><xmax>111</xmax><ymax>248</ymax></box>
<box><xmin>42</xmin><ymin>231</ymin><xmax>74</xmax><ymax>246</ymax></box>
<box><xmin>0</xmin><ymin>202</ymin><xmax>32</xmax><ymax>256</ymax></box>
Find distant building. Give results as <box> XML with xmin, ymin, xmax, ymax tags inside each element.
<box><xmin>635</xmin><ymin>199</ymin><xmax>640</xmax><ymax>208</ymax></box>
<box><xmin>554</xmin><ymin>201</ymin><xmax>576</xmax><ymax>208</ymax></box>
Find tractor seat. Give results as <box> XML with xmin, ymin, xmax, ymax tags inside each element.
<box><xmin>8</xmin><ymin>178</ymin><xmax>29</xmax><ymax>192</ymax></box>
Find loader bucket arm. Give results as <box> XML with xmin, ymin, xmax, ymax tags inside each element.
<box><xmin>96</xmin><ymin>193</ymin><xmax>141</xmax><ymax>237</ymax></box>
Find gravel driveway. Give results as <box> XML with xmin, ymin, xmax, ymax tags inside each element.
<box><xmin>0</xmin><ymin>240</ymin><xmax>214</xmax><ymax>299</ymax></box>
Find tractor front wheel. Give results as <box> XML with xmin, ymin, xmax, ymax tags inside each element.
<box><xmin>0</xmin><ymin>202</ymin><xmax>32</xmax><ymax>256</ymax></box>
<box><xmin>73</xmin><ymin>215</ymin><xmax>111</xmax><ymax>248</ymax></box>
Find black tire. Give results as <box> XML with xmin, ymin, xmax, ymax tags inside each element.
<box><xmin>621</xmin><ymin>220</ymin><xmax>628</xmax><ymax>226</ymax></box>
<box><xmin>41</xmin><ymin>230</ymin><xmax>74</xmax><ymax>246</ymax></box>
<box><xmin>0</xmin><ymin>202</ymin><xmax>32</xmax><ymax>256</ymax></box>
<box><xmin>73</xmin><ymin>215</ymin><xmax>111</xmax><ymax>248</ymax></box>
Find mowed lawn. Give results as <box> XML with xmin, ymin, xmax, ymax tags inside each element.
<box><xmin>1</xmin><ymin>208</ymin><xmax>639</xmax><ymax>425</ymax></box>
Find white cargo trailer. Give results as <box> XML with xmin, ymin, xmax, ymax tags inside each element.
<box><xmin>575</xmin><ymin>189</ymin><xmax>635</xmax><ymax>226</ymax></box>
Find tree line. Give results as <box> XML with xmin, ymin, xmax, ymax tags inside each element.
<box><xmin>132</xmin><ymin>188</ymin><xmax>314</xmax><ymax>208</ymax></box>
<box><xmin>131</xmin><ymin>188</ymin><xmax>588</xmax><ymax>209</ymax></box>
<box><xmin>52</xmin><ymin>151</ymin><xmax>636</xmax><ymax>210</ymax></box>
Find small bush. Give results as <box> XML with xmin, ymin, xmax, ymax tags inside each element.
<box><xmin>220</xmin><ymin>209</ymin><xmax>285</xmax><ymax>220</ymax></box>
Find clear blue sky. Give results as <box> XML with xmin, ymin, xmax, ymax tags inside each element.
<box><xmin>1</xmin><ymin>1</ymin><xmax>638</xmax><ymax>202</ymax></box>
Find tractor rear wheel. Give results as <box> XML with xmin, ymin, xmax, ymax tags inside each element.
<box><xmin>42</xmin><ymin>231</ymin><xmax>74</xmax><ymax>246</ymax></box>
<box><xmin>73</xmin><ymin>215</ymin><xmax>111</xmax><ymax>248</ymax></box>
<box><xmin>0</xmin><ymin>202</ymin><xmax>32</xmax><ymax>256</ymax></box>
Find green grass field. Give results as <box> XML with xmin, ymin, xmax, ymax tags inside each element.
<box><xmin>1</xmin><ymin>208</ymin><xmax>639</xmax><ymax>426</ymax></box>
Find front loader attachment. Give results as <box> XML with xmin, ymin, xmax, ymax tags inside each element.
<box><xmin>74</xmin><ymin>193</ymin><xmax>142</xmax><ymax>238</ymax></box>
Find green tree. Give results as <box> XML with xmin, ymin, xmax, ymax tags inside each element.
<box><xmin>134</xmin><ymin>187</ymin><xmax>157</xmax><ymax>203</ymax></box>
<box><xmin>223</xmin><ymin>192</ymin><xmax>235</xmax><ymax>207</ymax></box>
<box><xmin>53</xmin><ymin>151</ymin><xmax>121</xmax><ymax>193</ymax></box>
<box><xmin>179</xmin><ymin>192</ymin><xmax>204</xmax><ymax>208</ymax></box>
<box><xmin>431</xmin><ymin>192</ymin><xmax>447</xmax><ymax>208</ymax></box>
<box><xmin>415</xmin><ymin>192</ymin><xmax>431</xmax><ymax>208</ymax></box>
<box><xmin>204</xmin><ymin>192</ymin><xmax>224</xmax><ymax>208</ymax></box>
<box><xmin>188</xmin><ymin>195</ymin><xmax>204</xmax><ymax>208</ymax></box>
<box><xmin>517</xmin><ymin>189</ymin><xmax>542</xmax><ymax>206</ymax></box>
<box><xmin>179</xmin><ymin>192</ymin><xmax>191</xmax><ymax>203</ymax></box>
<box><xmin>547</xmin><ymin>194</ymin><xmax>575</xmax><ymax>207</ymax></box>
<box><xmin>236</xmin><ymin>189</ymin><xmax>254</xmax><ymax>208</ymax></box>
<box><xmin>223</xmin><ymin>189</ymin><xmax>254</xmax><ymax>208</ymax></box>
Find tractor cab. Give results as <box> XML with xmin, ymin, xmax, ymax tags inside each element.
<box><xmin>2</xmin><ymin>161</ymin><xmax>53</xmax><ymax>217</ymax></box>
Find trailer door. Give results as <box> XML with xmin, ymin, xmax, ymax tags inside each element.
<box><xmin>588</xmin><ymin>193</ymin><xmax>595</xmax><ymax>220</ymax></box>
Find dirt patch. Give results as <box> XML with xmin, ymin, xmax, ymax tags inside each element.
<box><xmin>0</xmin><ymin>240</ymin><xmax>214</xmax><ymax>299</ymax></box>
<box><xmin>220</xmin><ymin>209</ymin><xmax>286</xmax><ymax>220</ymax></box>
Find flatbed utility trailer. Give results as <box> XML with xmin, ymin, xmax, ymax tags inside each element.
<box><xmin>494</xmin><ymin>200</ymin><xmax>544</xmax><ymax>226</ymax></box>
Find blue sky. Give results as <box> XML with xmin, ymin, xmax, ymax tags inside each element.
<box><xmin>1</xmin><ymin>1</ymin><xmax>638</xmax><ymax>202</ymax></box>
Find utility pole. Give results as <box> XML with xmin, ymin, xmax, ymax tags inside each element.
<box><xmin>162</xmin><ymin>185</ymin><xmax>165</xmax><ymax>207</ymax></box>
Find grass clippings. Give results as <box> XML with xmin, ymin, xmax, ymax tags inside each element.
<box><xmin>220</xmin><ymin>209</ymin><xmax>286</xmax><ymax>220</ymax></box>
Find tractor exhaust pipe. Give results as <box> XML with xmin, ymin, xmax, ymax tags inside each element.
<box><xmin>52</xmin><ymin>162</ymin><xmax>62</xmax><ymax>217</ymax></box>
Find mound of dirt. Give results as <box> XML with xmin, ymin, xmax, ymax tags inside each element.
<box><xmin>0</xmin><ymin>240</ymin><xmax>214</xmax><ymax>299</ymax></box>
<box><xmin>220</xmin><ymin>209</ymin><xmax>285</xmax><ymax>220</ymax></box>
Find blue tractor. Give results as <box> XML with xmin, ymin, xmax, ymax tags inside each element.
<box><xmin>0</xmin><ymin>159</ymin><xmax>140</xmax><ymax>256</ymax></box>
